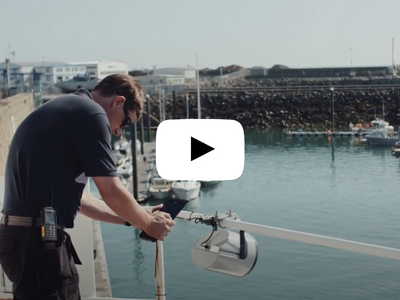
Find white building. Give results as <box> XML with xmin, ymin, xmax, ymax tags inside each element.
<box><xmin>250</xmin><ymin>66</ymin><xmax>268</xmax><ymax>77</ymax></box>
<box><xmin>153</xmin><ymin>67</ymin><xmax>197</xmax><ymax>81</ymax></box>
<box><xmin>69</xmin><ymin>60</ymin><xmax>128</xmax><ymax>80</ymax></box>
<box><xmin>134</xmin><ymin>74</ymin><xmax>185</xmax><ymax>86</ymax></box>
<box><xmin>0</xmin><ymin>61</ymin><xmax>87</xmax><ymax>91</ymax></box>
<box><xmin>0</xmin><ymin>61</ymin><xmax>25</xmax><ymax>91</ymax></box>
<box><xmin>32</xmin><ymin>62</ymin><xmax>87</xmax><ymax>86</ymax></box>
<box><xmin>133</xmin><ymin>74</ymin><xmax>186</xmax><ymax>95</ymax></box>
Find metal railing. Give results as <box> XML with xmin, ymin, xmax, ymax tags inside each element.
<box><xmin>184</xmin><ymin>84</ymin><xmax>400</xmax><ymax>93</ymax></box>
<box><xmin>141</xmin><ymin>209</ymin><xmax>400</xmax><ymax>300</ymax></box>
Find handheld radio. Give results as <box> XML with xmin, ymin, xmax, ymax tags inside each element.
<box><xmin>41</xmin><ymin>206</ymin><xmax>57</xmax><ymax>242</ymax></box>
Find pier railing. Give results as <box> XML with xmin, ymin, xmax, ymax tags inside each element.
<box><xmin>1</xmin><ymin>206</ymin><xmax>400</xmax><ymax>300</ymax></box>
<box><xmin>184</xmin><ymin>84</ymin><xmax>400</xmax><ymax>93</ymax></box>
<box><xmin>149</xmin><ymin>209</ymin><xmax>400</xmax><ymax>300</ymax></box>
<box><xmin>2</xmin><ymin>175</ymin><xmax>400</xmax><ymax>300</ymax></box>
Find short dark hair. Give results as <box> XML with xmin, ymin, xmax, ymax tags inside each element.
<box><xmin>93</xmin><ymin>74</ymin><xmax>144</xmax><ymax>120</ymax></box>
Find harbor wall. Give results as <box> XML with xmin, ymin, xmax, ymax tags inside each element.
<box><xmin>151</xmin><ymin>87</ymin><xmax>400</xmax><ymax>130</ymax></box>
<box><xmin>0</xmin><ymin>93</ymin><xmax>34</xmax><ymax>176</ymax></box>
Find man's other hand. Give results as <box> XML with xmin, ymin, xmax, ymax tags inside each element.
<box><xmin>146</xmin><ymin>211</ymin><xmax>176</xmax><ymax>241</ymax></box>
<box><xmin>143</xmin><ymin>204</ymin><xmax>164</xmax><ymax>215</ymax></box>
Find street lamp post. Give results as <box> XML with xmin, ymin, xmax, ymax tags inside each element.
<box><xmin>146</xmin><ymin>94</ymin><xmax>151</xmax><ymax>142</ymax></box>
<box><xmin>130</xmin><ymin>123</ymin><xmax>139</xmax><ymax>200</ymax></box>
<box><xmin>139</xmin><ymin>115</ymin><xmax>144</xmax><ymax>155</ymax></box>
<box><xmin>330</xmin><ymin>87</ymin><xmax>335</xmax><ymax>132</ymax></box>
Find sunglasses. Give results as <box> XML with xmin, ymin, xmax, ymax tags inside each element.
<box><xmin>120</xmin><ymin>103</ymin><xmax>132</xmax><ymax>129</ymax></box>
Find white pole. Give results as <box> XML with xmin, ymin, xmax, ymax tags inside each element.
<box><xmin>10</xmin><ymin>115</ymin><xmax>15</xmax><ymax>134</ymax></box>
<box><xmin>162</xmin><ymin>89</ymin><xmax>166</xmax><ymax>121</ymax></box>
<box><xmin>155</xmin><ymin>241</ymin><xmax>166</xmax><ymax>300</ymax></box>
<box><xmin>196</xmin><ymin>53</ymin><xmax>201</xmax><ymax>119</ymax></box>
<box><xmin>85</xmin><ymin>177</ymin><xmax>91</xmax><ymax>194</ymax></box>
<box><xmin>159</xmin><ymin>83</ymin><xmax>162</xmax><ymax>122</ymax></box>
<box><xmin>176</xmin><ymin>211</ymin><xmax>400</xmax><ymax>261</ymax></box>
<box><xmin>186</xmin><ymin>93</ymin><xmax>189</xmax><ymax>119</ymax></box>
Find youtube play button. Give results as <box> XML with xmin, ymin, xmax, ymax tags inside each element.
<box><xmin>191</xmin><ymin>137</ymin><xmax>214</xmax><ymax>161</ymax></box>
<box><xmin>156</xmin><ymin>119</ymin><xmax>245</xmax><ymax>181</ymax></box>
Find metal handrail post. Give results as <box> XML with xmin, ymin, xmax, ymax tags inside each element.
<box><xmin>155</xmin><ymin>241</ymin><xmax>166</xmax><ymax>300</ymax></box>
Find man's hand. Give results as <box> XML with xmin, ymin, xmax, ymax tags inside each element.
<box><xmin>143</xmin><ymin>204</ymin><xmax>164</xmax><ymax>215</ymax></box>
<box><xmin>145</xmin><ymin>211</ymin><xmax>176</xmax><ymax>241</ymax></box>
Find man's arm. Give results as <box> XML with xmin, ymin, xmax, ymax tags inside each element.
<box><xmin>79</xmin><ymin>192</ymin><xmax>164</xmax><ymax>225</ymax></box>
<box><xmin>69</xmin><ymin>113</ymin><xmax>174</xmax><ymax>239</ymax></box>
<box><xmin>91</xmin><ymin>176</ymin><xmax>152</xmax><ymax>231</ymax></box>
<box><xmin>79</xmin><ymin>192</ymin><xmax>126</xmax><ymax>225</ymax></box>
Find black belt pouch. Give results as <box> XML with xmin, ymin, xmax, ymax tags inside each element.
<box><xmin>37</xmin><ymin>231</ymin><xmax>78</xmax><ymax>284</ymax></box>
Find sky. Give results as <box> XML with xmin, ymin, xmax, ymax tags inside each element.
<box><xmin>1</xmin><ymin>0</ymin><xmax>400</xmax><ymax>70</ymax></box>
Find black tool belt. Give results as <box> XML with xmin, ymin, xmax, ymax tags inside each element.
<box><xmin>0</xmin><ymin>214</ymin><xmax>82</xmax><ymax>266</ymax></box>
<box><xmin>0</xmin><ymin>215</ymin><xmax>65</xmax><ymax>230</ymax></box>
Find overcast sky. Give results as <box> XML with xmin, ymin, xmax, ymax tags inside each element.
<box><xmin>1</xmin><ymin>0</ymin><xmax>399</xmax><ymax>70</ymax></box>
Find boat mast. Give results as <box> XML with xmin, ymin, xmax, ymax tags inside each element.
<box><xmin>196</xmin><ymin>53</ymin><xmax>201</xmax><ymax>119</ymax></box>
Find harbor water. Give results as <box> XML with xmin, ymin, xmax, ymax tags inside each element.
<box><xmin>93</xmin><ymin>130</ymin><xmax>400</xmax><ymax>300</ymax></box>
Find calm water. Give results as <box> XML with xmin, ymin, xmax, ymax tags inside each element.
<box><xmin>95</xmin><ymin>130</ymin><xmax>400</xmax><ymax>300</ymax></box>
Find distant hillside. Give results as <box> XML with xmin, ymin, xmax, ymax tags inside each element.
<box><xmin>199</xmin><ymin>65</ymin><xmax>246</xmax><ymax>76</ymax></box>
<box><xmin>128</xmin><ymin>69</ymin><xmax>152</xmax><ymax>76</ymax></box>
<box><xmin>129</xmin><ymin>65</ymin><xmax>248</xmax><ymax>77</ymax></box>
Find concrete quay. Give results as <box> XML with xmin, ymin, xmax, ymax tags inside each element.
<box><xmin>92</xmin><ymin>219</ymin><xmax>112</xmax><ymax>297</ymax></box>
<box><xmin>89</xmin><ymin>142</ymin><xmax>157</xmax><ymax>297</ymax></box>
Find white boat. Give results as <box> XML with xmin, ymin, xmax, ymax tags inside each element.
<box><xmin>171</xmin><ymin>180</ymin><xmax>201</xmax><ymax>200</ymax></box>
<box><xmin>369</xmin><ymin>118</ymin><xmax>395</xmax><ymax>131</ymax></box>
<box><xmin>350</xmin><ymin>118</ymin><xmax>393</xmax><ymax>133</ymax></box>
<box><xmin>364</xmin><ymin>120</ymin><xmax>400</xmax><ymax>146</ymax></box>
<box><xmin>148</xmin><ymin>177</ymin><xmax>171</xmax><ymax>199</ymax></box>
<box><xmin>365</xmin><ymin>132</ymin><xmax>400</xmax><ymax>146</ymax></box>
<box><xmin>117</xmin><ymin>158</ymin><xmax>132</xmax><ymax>177</ymax></box>
<box><xmin>363</xmin><ymin>104</ymin><xmax>400</xmax><ymax>146</ymax></box>
<box><xmin>112</xmin><ymin>150</ymin><xmax>126</xmax><ymax>166</ymax></box>
<box><xmin>114</xmin><ymin>139</ymin><xmax>132</xmax><ymax>155</ymax></box>
<box><xmin>118</xmin><ymin>175</ymin><xmax>128</xmax><ymax>186</ymax></box>
<box><xmin>113</xmin><ymin>139</ymin><xmax>142</xmax><ymax>164</ymax></box>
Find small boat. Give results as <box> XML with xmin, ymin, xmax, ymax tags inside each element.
<box><xmin>114</xmin><ymin>139</ymin><xmax>131</xmax><ymax>154</ymax></box>
<box><xmin>117</xmin><ymin>158</ymin><xmax>132</xmax><ymax>177</ymax></box>
<box><xmin>171</xmin><ymin>180</ymin><xmax>201</xmax><ymax>201</ymax></box>
<box><xmin>391</xmin><ymin>141</ymin><xmax>400</xmax><ymax>157</ymax></box>
<box><xmin>118</xmin><ymin>175</ymin><xmax>128</xmax><ymax>186</ymax></box>
<box><xmin>112</xmin><ymin>150</ymin><xmax>126</xmax><ymax>166</ymax></box>
<box><xmin>364</xmin><ymin>126</ymin><xmax>400</xmax><ymax>146</ymax></box>
<box><xmin>359</xmin><ymin>137</ymin><xmax>368</xmax><ymax>144</ymax></box>
<box><xmin>350</xmin><ymin>118</ymin><xmax>392</xmax><ymax>133</ymax></box>
<box><xmin>149</xmin><ymin>177</ymin><xmax>171</xmax><ymax>199</ymax></box>
<box><xmin>200</xmin><ymin>180</ymin><xmax>221</xmax><ymax>187</ymax></box>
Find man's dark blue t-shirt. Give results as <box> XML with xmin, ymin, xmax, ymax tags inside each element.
<box><xmin>2</xmin><ymin>89</ymin><xmax>118</xmax><ymax>228</ymax></box>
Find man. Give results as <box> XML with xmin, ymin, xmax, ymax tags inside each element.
<box><xmin>0</xmin><ymin>74</ymin><xmax>175</xmax><ymax>300</ymax></box>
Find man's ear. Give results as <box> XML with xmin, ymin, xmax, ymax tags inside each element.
<box><xmin>112</xmin><ymin>95</ymin><xmax>126</xmax><ymax>108</ymax></box>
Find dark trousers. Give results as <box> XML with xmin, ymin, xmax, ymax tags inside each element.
<box><xmin>0</xmin><ymin>224</ymin><xmax>81</xmax><ymax>300</ymax></box>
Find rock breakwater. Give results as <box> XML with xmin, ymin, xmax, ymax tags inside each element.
<box><xmin>149</xmin><ymin>88</ymin><xmax>400</xmax><ymax>130</ymax></box>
